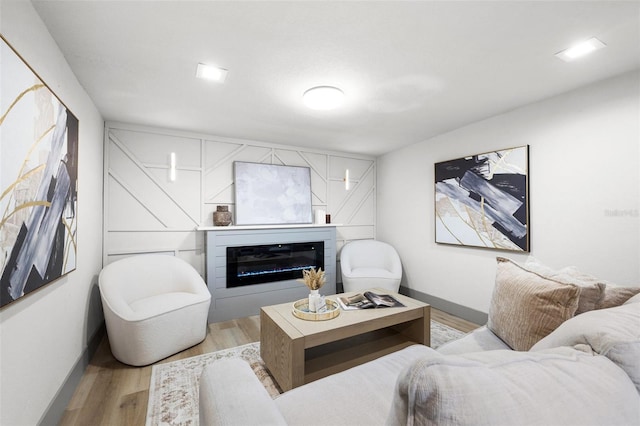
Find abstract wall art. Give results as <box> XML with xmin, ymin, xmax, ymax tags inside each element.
<box><xmin>435</xmin><ymin>145</ymin><xmax>529</xmax><ymax>252</ymax></box>
<box><xmin>234</xmin><ymin>161</ymin><xmax>312</xmax><ymax>225</ymax></box>
<box><xmin>1</xmin><ymin>36</ymin><xmax>79</xmax><ymax>308</ymax></box>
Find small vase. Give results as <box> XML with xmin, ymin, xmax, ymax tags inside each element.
<box><xmin>213</xmin><ymin>205</ymin><xmax>232</xmax><ymax>226</ymax></box>
<box><xmin>308</xmin><ymin>289</ymin><xmax>320</xmax><ymax>313</ymax></box>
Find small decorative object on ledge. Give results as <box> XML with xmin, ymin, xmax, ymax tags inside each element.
<box><xmin>299</xmin><ymin>267</ymin><xmax>326</xmax><ymax>312</ymax></box>
<box><xmin>213</xmin><ymin>205</ymin><xmax>232</xmax><ymax>226</ymax></box>
<box><xmin>314</xmin><ymin>209</ymin><xmax>326</xmax><ymax>224</ymax></box>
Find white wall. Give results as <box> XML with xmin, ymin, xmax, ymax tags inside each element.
<box><xmin>377</xmin><ymin>71</ymin><xmax>640</xmax><ymax>315</ymax></box>
<box><xmin>0</xmin><ymin>1</ymin><xmax>105</xmax><ymax>424</ymax></box>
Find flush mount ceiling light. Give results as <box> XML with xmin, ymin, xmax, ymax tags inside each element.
<box><xmin>196</xmin><ymin>63</ymin><xmax>228</xmax><ymax>82</ymax></box>
<box><xmin>555</xmin><ymin>37</ymin><xmax>606</xmax><ymax>62</ymax></box>
<box><xmin>303</xmin><ymin>86</ymin><xmax>345</xmax><ymax>110</ymax></box>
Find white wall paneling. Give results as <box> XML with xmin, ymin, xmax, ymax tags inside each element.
<box><xmin>104</xmin><ymin>122</ymin><xmax>376</xmax><ymax>278</ymax></box>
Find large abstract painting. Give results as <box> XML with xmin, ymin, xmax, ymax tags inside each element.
<box><xmin>1</xmin><ymin>36</ymin><xmax>79</xmax><ymax>308</ymax></box>
<box><xmin>435</xmin><ymin>146</ymin><xmax>529</xmax><ymax>251</ymax></box>
<box><xmin>234</xmin><ymin>161</ymin><xmax>312</xmax><ymax>225</ymax></box>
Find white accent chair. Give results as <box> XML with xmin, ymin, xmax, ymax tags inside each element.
<box><xmin>340</xmin><ymin>240</ymin><xmax>402</xmax><ymax>293</ymax></box>
<box><xmin>98</xmin><ymin>255</ymin><xmax>211</xmax><ymax>366</ymax></box>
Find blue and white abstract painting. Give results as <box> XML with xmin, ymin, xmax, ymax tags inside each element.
<box><xmin>1</xmin><ymin>36</ymin><xmax>79</xmax><ymax>308</ymax></box>
<box><xmin>435</xmin><ymin>146</ymin><xmax>529</xmax><ymax>251</ymax></box>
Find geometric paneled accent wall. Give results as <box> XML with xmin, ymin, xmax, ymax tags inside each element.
<box><xmin>104</xmin><ymin>122</ymin><xmax>376</xmax><ymax>277</ymax></box>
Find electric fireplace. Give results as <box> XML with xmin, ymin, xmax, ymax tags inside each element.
<box><xmin>226</xmin><ymin>241</ymin><xmax>324</xmax><ymax>287</ymax></box>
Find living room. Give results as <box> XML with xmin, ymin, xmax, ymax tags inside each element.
<box><xmin>1</xmin><ymin>1</ymin><xmax>639</xmax><ymax>425</ymax></box>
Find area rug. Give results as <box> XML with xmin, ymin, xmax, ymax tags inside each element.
<box><xmin>146</xmin><ymin>320</ymin><xmax>465</xmax><ymax>426</ymax></box>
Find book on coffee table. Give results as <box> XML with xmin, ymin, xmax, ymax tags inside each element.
<box><xmin>337</xmin><ymin>291</ymin><xmax>405</xmax><ymax>310</ymax></box>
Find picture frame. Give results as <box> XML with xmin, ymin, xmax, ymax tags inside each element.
<box><xmin>1</xmin><ymin>35</ymin><xmax>79</xmax><ymax>308</ymax></box>
<box><xmin>234</xmin><ymin>161</ymin><xmax>313</xmax><ymax>225</ymax></box>
<box><xmin>434</xmin><ymin>145</ymin><xmax>529</xmax><ymax>251</ymax></box>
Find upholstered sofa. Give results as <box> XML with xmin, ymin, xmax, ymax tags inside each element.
<box><xmin>199</xmin><ymin>257</ymin><xmax>640</xmax><ymax>425</ymax></box>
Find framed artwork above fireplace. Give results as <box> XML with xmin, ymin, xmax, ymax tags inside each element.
<box><xmin>434</xmin><ymin>145</ymin><xmax>529</xmax><ymax>252</ymax></box>
<box><xmin>234</xmin><ymin>161</ymin><xmax>313</xmax><ymax>225</ymax></box>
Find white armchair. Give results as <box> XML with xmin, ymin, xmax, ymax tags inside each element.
<box><xmin>340</xmin><ymin>240</ymin><xmax>402</xmax><ymax>293</ymax></box>
<box><xmin>98</xmin><ymin>255</ymin><xmax>211</xmax><ymax>366</ymax></box>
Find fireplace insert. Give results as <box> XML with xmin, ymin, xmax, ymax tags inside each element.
<box><xmin>226</xmin><ymin>241</ymin><xmax>324</xmax><ymax>287</ymax></box>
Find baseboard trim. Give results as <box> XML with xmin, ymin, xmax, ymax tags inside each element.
<box><xmin>399</xmin><ymin>286</ymin><xmax>488</xmax><ymax>325</ymax></box>
<box><xmin>39</xmin><ymin>322</ymin><xmax>106</xmax><ymax>426</ymax></box>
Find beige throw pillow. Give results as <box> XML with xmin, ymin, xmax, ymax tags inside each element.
<box><xmin>488</xmin><ymin>257</ymin><xmax>580</xmax><ymax>351</ymax></box>
<box><xmin>599</xmin><ymin>286</ymin><xmax>640</xmax><ymax>309</ymax></box>
<box><xmin>525</xmin><ymin>257</ymin><xmax>639</xmax><ymax>312</ymax></box>
<box><xmin>524</xmin><ymin>258</ymin><xmax>605</xmax><ymax>314</ymax></box>
<box><xmin>554</xmin><ymin>266</ymin><xmax>640</xmax><ymax>310</ymax></box>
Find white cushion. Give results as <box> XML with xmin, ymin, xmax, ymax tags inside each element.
<box><xmin>129</xmin><ymin>292</ymin><xmax>205</xmax><ymax>318</ymax></box>
<box><xmin>200</xmin><ymin>359</ymin><xmax>287</xmax><ymax>426</ymax></box>
<box><xmin>437</xmin><ymin>325</ymin><xmax>511</xmax><ymax>355</ymax></box>
<box><xmin>388</xmin><ymin>347</ymin><xmax>640</xmax><ymax>425</ymax></box>
<box><xmin>348</xmin><ymin>267</ymin><xmax>397</xmax><ymax>279</ymax></box>
<box><xmin>275</xmin><ymin>345</ymin><xmax>434</xmax><ymax>426</ymax></box>
<box><xmin>531</xmin><ymin>302</ymin><xmax>640</xmax><ymax>393</ymax></box>
<box><xmin>625</xmin><ymin>293</ymin><xmax>640</xmax><ymax>305</ymax></box>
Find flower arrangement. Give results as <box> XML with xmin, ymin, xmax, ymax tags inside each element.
<box><xmin>300</xmin><ymin>267</ymin><xmax>326</xmax><ymax>291</ymax></box>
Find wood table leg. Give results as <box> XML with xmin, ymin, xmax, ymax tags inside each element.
<box><xmin>393</xmin><ymin>305</ymin><xmax>431</xmax><ymax>346</ymax></box>
<box><xmin>260</xmin><ymin>308</ymin><xmax>305</xmax><ymax>391</ymax></box>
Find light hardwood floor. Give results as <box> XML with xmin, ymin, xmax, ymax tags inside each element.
<box><xmin>59</xmin><ymin>308</ymin><xmax>479</xmax><ymax>425</ymax></box>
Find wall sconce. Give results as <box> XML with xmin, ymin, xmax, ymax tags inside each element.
<box><xmin>169</xmin><ymin>152</ymin><xmax>176</xmax><ymax>182</ymax></box>
<box><xmin>344</xmin><ymin>169</ymin><xmax>350</xmax><ymax>190</ymax></box>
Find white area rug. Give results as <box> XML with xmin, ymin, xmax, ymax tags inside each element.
<box><xmin>146</xmin><ymin>320</ymin><xmax>465</xmax><ymax>426</ymax></box>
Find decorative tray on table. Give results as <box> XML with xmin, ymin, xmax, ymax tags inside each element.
<box><xmin>292</xmin><ymin>298</ymin><xmax>340</xmax><ymax>321</ymax></box>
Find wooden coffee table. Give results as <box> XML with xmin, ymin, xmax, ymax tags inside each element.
<box><xmin>260</xmin><ymin>289</ymin><xmax>430</xmax><ymax>391</ymax></box>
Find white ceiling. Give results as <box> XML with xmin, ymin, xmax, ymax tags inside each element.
<box><xmin>33</xmin><ymin>1</ymin><xmax>640</xmax><ymax>156</ymax></box>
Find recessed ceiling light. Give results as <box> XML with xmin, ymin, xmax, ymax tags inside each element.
<box><xmin>303</xmin><ymin>86</ymin><xmax>345</xmax><ymax>110</ymax></box>
<box><xmin>196</xmin><ymin>63</ymin><xmax>228</xmax><ymax>82</ymax></box>
<box><xmin>555</xmin><ymin>37</ymin><xmax>606</xmax><ymax>62</ymax></box>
